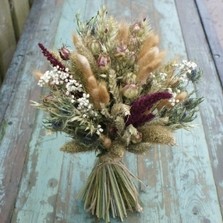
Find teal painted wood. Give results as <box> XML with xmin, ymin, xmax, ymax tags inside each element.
<box><xmin>11</xmin><ymin>111</ymin><xmax>67</xmax><ymax>222</ymax></box>
<box><xmin>176</xmin><ymin>0</ymin><xmax>223</xmax><ymax>215</ymax></box>
<box><xmin>1</xmin><ymin>0</ymin><xmax>222</xmax><ymax>223</ymax></box>
<box><xmin>0</xmin><ymin>0</ymin><xmax>65</xmax><ymax>222</ymax></box>
<box><xmin>196</xmin><ymin>0</ymin><xmax>223</xmax><ymax>87</ymax></box>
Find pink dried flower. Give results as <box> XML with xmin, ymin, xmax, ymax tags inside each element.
<box><xmin>122</xmin><ymin>84</ymin><xmax>139</xmax><ymax>99</ymax></box>
<box><xmin>117</xmin><ymin>44</ymin><xmax>128</xmax><ymax>53</ymax></box>
<box><xmin>97</xmin><ymin>54</ymin><xmax>111</xmax><ymax>71</ymax></box>
<box><xmin>132</xmin><ymin>23</ymin><xmax>141</xmax><ymax>32</ymax></box>
<box><xmin>59</xmin><ymin>45</ymin><xmax>71</xmax><ymax>60</ymax></box>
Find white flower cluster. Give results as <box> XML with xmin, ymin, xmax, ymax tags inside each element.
<box><xmin>38</xmin><ymin>66</ymin><xmax>70</xmax><ymax>87</ymax></box>
<box><xmin>76</xmin><ymin>93</ymin><xmax>100</xmax><ymax>121</ymax></box>
<box><xmin>151</xmin><ymin>72</ymin><xmax>168</xmax><ymax>87</ymax></box>
<box><xmin>76</xmin><ymin>93</ymin><xmax>103</xmax><ymax>135</ymax></box>
<box><xmin>38</xmin><ymin>66</ymin><xmax>102</xmax><ymax>135</ymax></box>
<box><xmin>159</xmin><ymin>72</ymin><xmax>168</xmax><ymax>81</ymax></box>
<box><xmin>167</xmin><ymin>88</ymin><xmax>180</xmax><ymax>106</ymax></box>
<box><xmin>174</xmin><ymin>60</ymin><xmax>197</xmax><ymax>74</ymax></box>
<box><xmin>66</xmin><ymin>80</ymin><xmax>83</xmax><ymax>103</ymax></box>
<box><xmin>96</xmin><ymin>124</ymin><xmax>103</xmax><ymax>135</ymax></box>
<box><xmin>38</xmin><ymin>66</ymin><xmax>84</xmax><ymax>103</ymax></box>
<box><xmin>77</xmin><ymin>93</ymin><xmax>93</xmax><ymax>112</ymax></box>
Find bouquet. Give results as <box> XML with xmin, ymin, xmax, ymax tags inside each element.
<box><xmin>32</xmin><ymin>7</ymin><xmax>203</xmax><ymax>223</ymax></box>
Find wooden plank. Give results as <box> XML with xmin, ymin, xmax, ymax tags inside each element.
<box><xmin>195</xmin><ymin>0</ymin><xmax>223</xmax><ymax>87</ymax></box>
<box><xmin>199</xmin><ymin>0</ymin><xmax>223</xmax><ymax>46</ymax></box>
<box><xmin>0</xmin><ymin>0</ymin><xmax>16</xmax><ymax>84</ymax></box>
<box><xmin>11</xmin><ymin>1</ymin><xmax>90</xmax><ymax>222</ymax></box>
<box><xmin>0</xmin><ymin>0</ymin><xmax>65</xmax><ymax>222</ymax></box>
<box><xmin>9</xmin><ymin>0</ymin><xmax>30</xmax><ymax>40</ymax></box>
<box><xmin>176</xmin><ymin>0</ymin><xmax>223</xmax><ymax>215</ymax></box>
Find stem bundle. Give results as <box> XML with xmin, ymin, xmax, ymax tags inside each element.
<box><xmin>78</xmin><ymin>157</ymin><xmax>143</xmax><ymax>222</ymax></box>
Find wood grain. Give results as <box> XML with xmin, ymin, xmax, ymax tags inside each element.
<box><xmin>0</xmin><ymin>0</ymin><xmax>65</xmax><ymax>222</ymax></box>
<box><xmin>195</xmin><ymin>0</ymin><xmax>223</xmax><ymax>87</ymax></box>
<box><xmin>176</xmin><ymin>0</ymin><xmax>223</xmax><ymax>216</ymax></box>
<box><xmin>0</xmin><ymin>0</ymin><xmax>16</xmax><ymax>83</ymax></box>
<box><xmin>9</xmin><ymin>0</ymin><xmax>30</xmax><ymax>40</ymax></box>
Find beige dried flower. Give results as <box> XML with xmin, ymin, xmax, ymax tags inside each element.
<box><xmin>136</xmin><ymin>33</ymin><xmax>165</xmax><ymax>84</ymax></box>
<box><xmin>98</xmin><ymin>82</ymin><xmax>110</xmax><ymax>105</ymax></box>
<box><xmin>33</xmin><ymin>70</ymin><xmax>43</xmax><ymax>80</ymax></box>
<box><xmin>122</xmin><ymin>83</ymin><xmax>139</xmax><ymax>99</ymax></box>
<box><xmin>139</xmin><ymin>124</ymin><xmax>175</xmax><ymax>145</ymax></box>
<box><xmin>128</xmin><ymin>142</ymin><xmax>151</xmax><ymax>154</ymax></box>
<box><xmin>117</xmin><ymin>22</ymin><xmax>129</xmax><ymax>44</ymax></box>
<box><xmin>61</xmin><ymin>141</ymin><xmax>93</xmax><ymax>153</ymax></box>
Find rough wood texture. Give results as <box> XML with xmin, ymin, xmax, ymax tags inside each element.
<box><xmin>0</xmin><ymin>0</ymin><xmax>31</xmax><ymax>84</ymax></box>
<box><xmin>0</xmin><ymin>0</ymin><xmax>16</xmax><ymax>84</ymax></box>
<box><xmin>0</xmin><ymin>0</ymin><xmax>65</xmax><ymax>222</ymax></box>
<box><xmin>9</xmin><ymin>0</ymin><xmax>30</xmax><ymax>40</ymax></box>
<box><xmin>176</xmin><ymin>0</ymin><xmax>223</xmax><ymax>216</ymax></box>
<box><xmin>195</xmin><ymin>0</ymin><xmax>223</xmax><ymax>87</ymax></box>
<box><xmin>198</xmin><ymin>0</ymin><xmax>223</xmax><ymax>47</ymax></box>
<box><xmin>0</xmin><ymin>0</ymin><xmax>223</xmax><ymax>222</ymax></box>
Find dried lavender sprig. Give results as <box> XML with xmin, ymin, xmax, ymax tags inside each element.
<box><xmin>38</xmin><ymin>43</ymin><xmax>67</xmax><ymax>72</ymax></box>
<box><xmin>130</xmin><ymin>92</ymin><xmax>172</xmax><ymax>115</ymax></box>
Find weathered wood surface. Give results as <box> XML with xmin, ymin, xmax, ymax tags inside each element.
<box><xmin>0</xmin><ymin>0</ymin><xmax>17</xmax><ymax>84</ymax></box>
<box><xmin>0</xmin><ymin>0</ymin><xmax>223</xmax><ymax>222</ymax></box>
<box><xmin>176</xmin><ymin>0</ymin><xmax>223</xmax><ymax>215</ymax></box>
<box><xmin>0</xmin><ymin>0</ymin><xmax>31</xmax><ymax>84</ymax></box>
<box><xmin>204</xmin><ymin>0</ymin><xmax>223</xmax><ymax>47</ymax></box>
<box><xmin>195</xmin><ymin>0</ymin><xmax>223</xmax><ymax>87</ymax></box>
<box><xmin>0</xmin><ymin>0</ymin><xmax>65</xmax><ymax>222</ymax></box>
<box><xmin>9</xmin><ymin>0</ymin><xmax>30</xmax><ymax>41</ymax></box>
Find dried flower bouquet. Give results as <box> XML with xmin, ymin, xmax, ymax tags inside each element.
<box><xmin>32</xmin><ymin>7</ymin><xmax>203</xmax><ymax>223</ymax></box>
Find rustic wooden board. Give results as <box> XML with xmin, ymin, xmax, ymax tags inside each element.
<box><xmin>0</xmin><ymin>0</ymin><xmax>222</xmax><ymax>222</ymax></box>
<box><xmin>195</xmin><ymin>0</ymin><xmax>223</xmax><ymax>87</ymax></box>
<box><xmin>0</xmin><ymin>0</ymin><xmax>65</xmax><ymax>222</ymax></box>
<box><xmin>198</xmin><ymin>0</ymin><xmax>223</xmax><ymax>47</ymax></box>
<box><xmin>9</xmin><ymin>0</ymin><xmax>30</xmax><ymax>40</ymax></box>
<box><xmin>176</xmin><ymin>0</ymin><xmax>223</xmax><ymax>216</ymax></box>
<box><xmin>0</xmin><ymin>0</ymin><xmax>16</xmax><ymax>83</ymax></box>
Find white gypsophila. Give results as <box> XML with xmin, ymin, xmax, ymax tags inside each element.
<box><xmin>96</xmin><ymin>124</ymin><xmax>104</xmax><ymax>135</ymax></box>
<box><xmin>77</xmin><ymin>93</ymin><xmax>99</xmax><ymax>118</ymax></box>
<box><xmin>76</xmin><ymin>93</ymin><xmax>102</xmax><ymax>135</ymax></box>
<box><xmin>151</xmin><ymin>72</ymin><xmax>168</xmax><ymax>90</ymax></box>
<box><xmin>38</xmin><ymin>66</ymin><xmax>71</xmax><ymax>87</ymax></box>
<box><xmin>160</xmin><ymin>72</ymin><xmax>167</xmax><ymax>81</ymax></box>
<box><xmin>178</xmin><ymin>60</ymin><xmax>197</xmax><ymax>74</ymax></box>
<box><xmin>37</xmin><ymin>66</ymin><xmax>85</xmax><ymax>103</ymax></box>
<box><xmin>167</xmin><ymin>88</ymin><xmax>179</xmax><ymax>106</ymax></box>
<box><xmin>66</xmin><ymin>79</ymin><xmax>83</xmax><ymax>98</ymax></box>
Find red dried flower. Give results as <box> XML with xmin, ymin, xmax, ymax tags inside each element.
<box><xmin>38</xmin><ymin>43</ymin><xmax>67</xmax><ymax>72</ymax></box>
